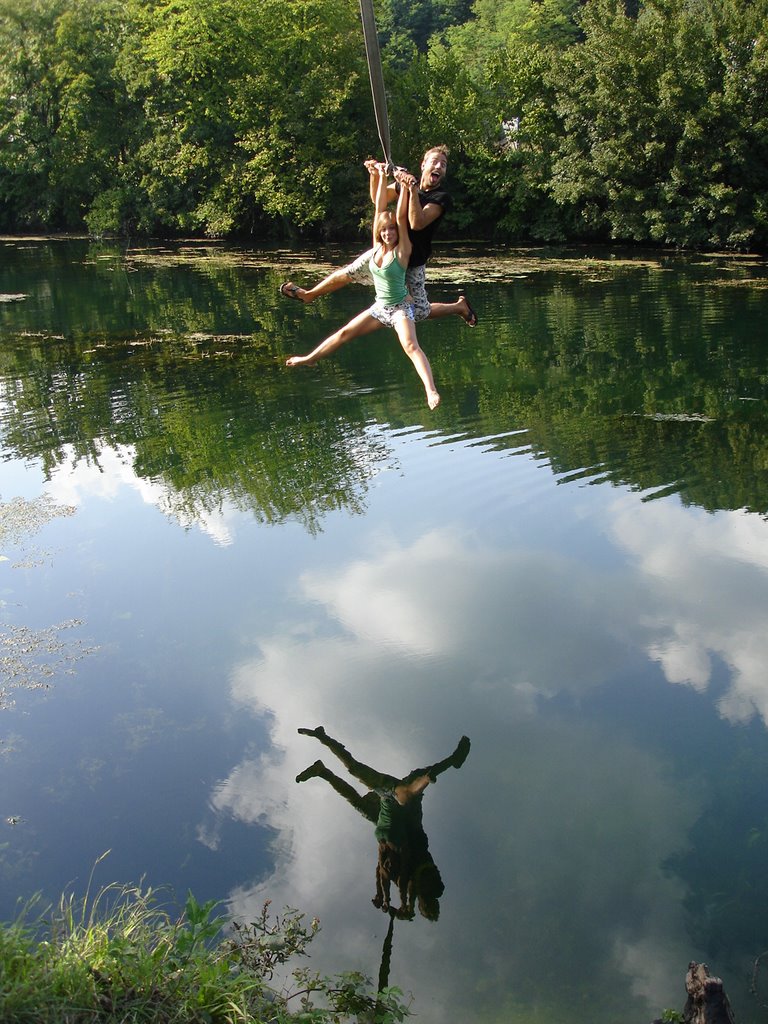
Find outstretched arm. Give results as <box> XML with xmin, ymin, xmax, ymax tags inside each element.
<box><xmin>375</xmin><ymin>165</ymin><xmax>390</xmax><ymax>213</ymax></box>
<box><xmin>371</xmin><ymin>166</ymin><xmax>390</xmax><ymax>247</ymax></box>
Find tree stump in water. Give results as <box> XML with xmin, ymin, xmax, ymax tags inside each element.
<box><xmin>652</xmin><ymin>962</ymin><xmax>736</xmax><ymax>1024</ymax></box>
<box><xmin>681</xmin><ymin>962</ymin><xmax>736</xmax><ymax>1024</ymax></box>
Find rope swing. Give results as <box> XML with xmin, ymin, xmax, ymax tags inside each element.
<box><xmin>358</xmin><ymin>0</ymin><xmax>394</xmax><ymax>172</ymax></box>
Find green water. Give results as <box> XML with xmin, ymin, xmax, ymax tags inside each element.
<box><xmin>1</xmin><ymin>237</ymin><xmax>768</xmax><ymax>1023</ymax></box>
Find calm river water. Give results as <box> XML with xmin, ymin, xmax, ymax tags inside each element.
<box><xmin>2</xmin><ymin>237</ymin><xmax>768</xmax><ymax>1023</ymax></box>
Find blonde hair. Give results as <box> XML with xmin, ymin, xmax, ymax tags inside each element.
<box><xmin>374</xmin><ymin>210</ymin><xmax>397</xmax><ymax>244</ymax></box>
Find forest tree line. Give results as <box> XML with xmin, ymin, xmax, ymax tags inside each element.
<box><xmin>0</xmin><ymin>0</ymin><xmax>766</xmax><ymax>249</ymax></box>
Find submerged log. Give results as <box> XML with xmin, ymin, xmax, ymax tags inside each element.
<box><xmin>682</xmin><ymin>962</ymin><xmax>736</xmax><ymax>1024</ymax></box>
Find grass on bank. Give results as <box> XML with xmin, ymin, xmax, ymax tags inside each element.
<box><xmin>0</xmin><ymin>876</ymin><xmax>409</xmax><ymax>1023</ymax></box>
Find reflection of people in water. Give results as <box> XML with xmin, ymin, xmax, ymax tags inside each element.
<box><xmin>296</xmin><ymin>726</ymin><xmax>470</xmax><ymax>920</ymax></box>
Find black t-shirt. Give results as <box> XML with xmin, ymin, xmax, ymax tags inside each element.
<box><xmin>396</xmin><ymin>183</ymin><xmax>451</xmax><ymax>268</ymax></box>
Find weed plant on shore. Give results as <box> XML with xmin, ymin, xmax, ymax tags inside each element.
<box><xmin>0</xmin><ymin>869</ymin><xmax>409</xmax><ymax>1023</ymax></box>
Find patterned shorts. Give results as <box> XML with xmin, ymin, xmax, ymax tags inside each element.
<box><xmin>346</xmin><ymin>248</ymin><xmax>375</xmax><ymax>286</ymax></box>
<box><xmin>405</xmin><ymin>265</ymin><xmax>430</xmax><ymax>322</ymax></box>
<box><xmin>346</xmin><ymin>253</ymin><xmax>431</xmax><ymax>323</ymax></box>
<box><xmin>369</xmin><ymin>298</ymin><xmax>415</xmax><ymax>329</ymax></box>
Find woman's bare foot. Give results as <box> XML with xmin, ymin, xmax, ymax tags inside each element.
<box><xmin>296</xmin><ymin>759</ymin><xmax>325</xmax><ymax>783</ymax></box>
<box><xmin>427</xmin><ymin>390</ymin><xmax>441</xmax><ymax>410</ymax></box>
<box><xmin>285</xmin><ymin>354</ymin><xmax>314</xmax><ymax>367</ymax></box>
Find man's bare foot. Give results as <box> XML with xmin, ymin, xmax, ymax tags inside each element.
<box><xmin>457</xmin><ymin>295</ymin><xmax>478</xmax><ymax>327</ymax></box>
<box><xmin>280</xmin><ymin>282</ymin><xmax>310</xmax><ymax>303</ymax></box>
<box><xmin>285</xmin><ymin>354</ymin><xmax>314</xmax><ymax>367</ymax></box>
<box><xmin>298</xmin><ymin>726</ymin><xmax>327</xmax><ymax>738</ymax></box>
<box><xmin>427</xmin><ymin>390</ymin><xmax>441</xmax><ymax>410</ymax></box>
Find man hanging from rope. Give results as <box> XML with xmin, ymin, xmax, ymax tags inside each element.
<box><xmin>280</xmin><ymin>145</ymin><xmax>478</xmax><ymax>329</ymax></box>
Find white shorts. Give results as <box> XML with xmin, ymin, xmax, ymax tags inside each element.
<box><xmin>369</xmin><ymin>298</ymin><xmax>415</xmax><ymax>328</ymax></box>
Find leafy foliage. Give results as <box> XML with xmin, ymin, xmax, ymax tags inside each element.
<box><xmin>377</xmin><ymin>0</ymin><xmax>474</xmax><ymax>64</ymax></box>
<box><xmin>0</xmin><ymin>0</ymin><xmax>765</xmax><ymax>247</ymax></box>
<box><xmin>0</xmin><ymin>0</ymin><xmax>134</xmax><ymax>230</ymax></box>
<box><xmin>0</xmin><ymin>883</ymin><xmax>410</xmax><ymax>1023</ymax></box>
<box><xmin>551</xmin><ymin>0</ymin><xmax>768</xmax><ymax>248</ymax></box>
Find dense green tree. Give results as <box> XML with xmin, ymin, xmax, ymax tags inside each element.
<box><xmin>119</xmin><ymin>0</ymin><xmax>371</xmax><ymax>236</ymax></box>
<box><xmin>0</xmin><ymin>0</ymin><xmax>138</xmax><ymax>230</ymax></box>
<box><xmin>551</xmin><ymin>0</ymin><xmax>768</xmax><ymax>248</ymax></box>
<box><xmin>0</xmin><ymin>0</ymin><xmax>765</xmax><ymax>247</ymax></box>
<box><xmin>0</xmin><ymin>0</ymin><xmax>380</xmax><ymax>236</ymax></box>
<box><xmin>0</xmin><ymin>0</ymin><xmax>67</xmax><ymax>228</ymax></box>
<box><xmin>442</xmin><ymin>0</ymin><xmax>581</xmax><ymax>74</ymax></box>
<box><xmin>378</xmin><ymin>0</ymin><xmax>474</xmax><ymax>66</ymax></box>
<box><xmin>407</xmin><ymin>38</ymin><xmax>568</xmax><ymax>237</ymax></box>
<box><xmin>404</xmin><ymin>0</ymin><xmax>581</xmax><ymax>238</ymax></box>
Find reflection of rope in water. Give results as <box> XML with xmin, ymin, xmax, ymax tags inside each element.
<box><xmin>376</xmin><ymin>914</ymin><xmax>396</xmax><ymax>1007</ymax></box>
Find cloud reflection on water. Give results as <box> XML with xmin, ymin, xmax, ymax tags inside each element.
<box><xmin>210</xmin><ymin>501</ymin><xmax>768</xmax><ymax>1021</ymax></box>
<box><xmin>43</xmin><ymin>442</ymin><xmax>240</xmax><ymax>546</ymax></box>
<box><xmin>610</xmin><ymin>496</ymin><xmax>768</xmax><ymax>723</ymax></box>
<box><xmin>30</xmin><ymin>435</ymin><xmax>768</xmax><ymax>1019</ymax></box>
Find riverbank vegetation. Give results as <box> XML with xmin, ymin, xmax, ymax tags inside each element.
<box><xmin>0</xmin><ymin>880</ymin><xmax>409</xmax><ymax>1022</ymax></box>
<box><xmin>0</xmin><ymin>0</ymin><xmax>766</xmax><ymax>248</ymax></box>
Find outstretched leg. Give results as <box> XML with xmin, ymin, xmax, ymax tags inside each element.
<box><xmin>295</xmin><ymin>758</ymin><xmax>379</xmax><ymax>822</ymax></box>
<box><xmin>404</xmin><ymin>267</ymin><xmax>477</xmax><ymax>329</ymax></box>
<box><xmin>285</xmin><ymin>310</ymin><xmax>381</xmax><ymax>367</ymax></box>
<box><xmin>298</xmin><ymin>726</ymin><xmax>399</xmax><ymax>791</ymax></box>
<box><xmin>280</xmin><ymin>251</ymin><xmax>375</xmax><ymax>305</ymax></box>
<box><xmin>402</xmin><ymin>735</ymin><xmax>471</xmax><ymax>786</ymax></box>
<box><xmin>394</xmin><ymin>317</ymin><xmax>440</xmax><ymax>410</ymax></box>
<box><xmin>428</xmin><ymin>295</ymin><xmax>478</xmax><ymax>328</ymax></box>
<box><xmin>280</xmin><ymin>268</ymin><xmax>351</xmax><ymax>304</ymax></box>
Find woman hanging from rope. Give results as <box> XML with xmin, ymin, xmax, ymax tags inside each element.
<box><xmin>280</xmin><ymin>148</ymin><xmax>477</xmax><ymax>328</ymax></box>
<box><xmin>284</xmin><ymin>164</ymin><xmax>441</xmax><ymax>411</ymax></box>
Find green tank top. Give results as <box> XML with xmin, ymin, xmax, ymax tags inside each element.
<box><xmin>374</xmin><ymin>792</ymin><xmax>408</xmax><ymax>845</ymax></box>
<box><xmin>369</xmin><ymin>249</ymin><xmax>408</xmax><ymax>306</ymax></box>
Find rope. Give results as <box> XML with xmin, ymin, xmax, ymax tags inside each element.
<box><xmin>359</xmin><ymin>0</ymin><xmax>393</xmax><ymax>173</ymax></box>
